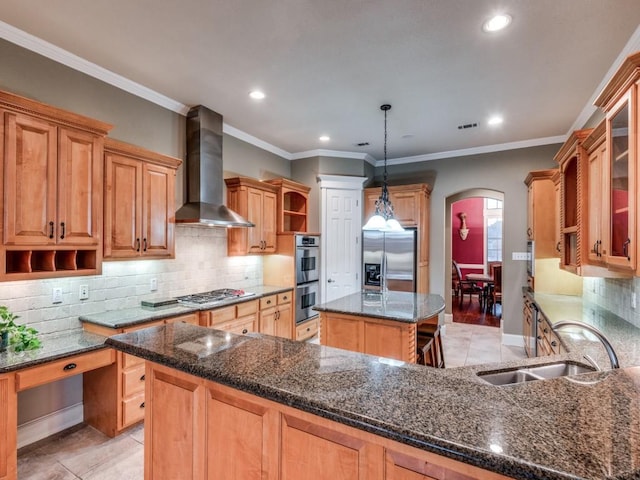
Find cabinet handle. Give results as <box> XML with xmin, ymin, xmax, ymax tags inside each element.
<box><xmin>140</xmin><ymin>374</ymin><xmax>145</xmax><ymax>381</ymax></box>
<box><xmin>283</xmin><ymin>295</ymin><xmax>288</xmax><ymax>301</ymax></box>
<box><xmin>60</xmin><ymin>222</ymin><xmax>65</xmax><ymax>240</ymax></box>
<box><xmin>551</xmin><ymin>340</ymin><xmax>558</xmax><ymax>347</ymax></box>
<box><xmin>275</xmin><ymin>310</ymin><xmax>280</xmax><ymax>320</ymax></box>
<box><xmin>556</xmin><ymin>241</ymin><xmax>561</xmax><ymax>253</ymax></box>
<box><xmin>143</xmin><ymin>238</ymin><xmax>148</xmax><ymax>252</ymax></box>
<box><xmin>623</xmin><ymin>238</ymin><xmax>631</xmax><ymax>261</ymax></box>
<box><xmin>327</xmin><ymin>279</ymin><xmax>335</xmax><ymax>283</ymax></box>
<box><xmin>49</xmin><ymin>221</ymin><xmax>55</xmax><ymax>239</ymax></box>
<box><xmin>140</xmin><ymin>402</ymin><xmax>145</xmax><ymax>409</ymax></box>
<box><xmin>527</xmin><ymin>227</ymin><xmax>532</xmax><ymax>238</ymax></box>
<box><xmin>136</xmin><ymin>238</ymin><xmax>141</xmax><ymax>252</ymax></box>
<box><xmin>537</xmin><ymin>336</ymin><xmax>542</xmax><ymax>341</ymax></box>
<box><xmin>266</xmin><ymin>299</ymin><xmax>272</xmax><ymax>305</ymax></box>
<box><xmin>242</xmin><ymin>328</ymin><xmax>248</xmax><ymax>334</ymax></box>
<box><xmin>63</xmin><ymin>363</ymin><xmax>77</xmax><ymax>371</ymax></box>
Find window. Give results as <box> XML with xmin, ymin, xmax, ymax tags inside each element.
<box><xmin>485</xmin><ymin>199</ymin><xmax>503</xmax><ymax>262</ymax></box>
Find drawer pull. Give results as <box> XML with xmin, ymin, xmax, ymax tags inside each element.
<box><xmin>242</xmin><ymin>328</ymin><xmax>248</xmax><ymax>334</ymax></box>
<box><xmin>283</xmin><ymin>295</ymin><xmax>288</xmax><ymax>300</ymax></box>
<box><xmin>140</xmin><ymin>374</ymin><xmax>145</xmax><ymax>381</ymax></box>
<box><xmin>140</xmin><ymin>402</ymin><xmax>145</xmax><ymax>409</ymax></box>
<box><xmin>266</xmin><ymin>300</ymin><xmax>272</xmax><ymax>304</ymax></box>
<box><xmin>63</xmin><ymin>363</ymin><xmax>77</xmax><ymax>371</ymax></box>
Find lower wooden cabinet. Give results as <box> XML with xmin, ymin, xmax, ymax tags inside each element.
<box><xmin>83</xmin><ymin>313</ymin><xmax>198</xmax><ymax>436</ymax></box>
<box><xmin>296</xmin><ymin>317</ymin><xmax>319</xmax><ymax>341</ymax></box>
<box><xmin>144</xmin><ymin>362</ymin><xmax>511</xmax><ymax>480</ymax></box>
<box><xmin>259</xmin><ymin>291</ymin><xmax>293</xmax><ymax>339</ymax></box>
<box><xmin>201</xmin><ymin>300</ymin><xmax>259</xmax><ymax>334</ymax></box>
<box><xmin>0</xmin><ymin>374</ymin><xmax>16</xmax><ymax>480</ymax></box>
<box><xmin>536</xmin><ymin>313</ymin><xmax>562</xmax><ymax>356</ymax></box>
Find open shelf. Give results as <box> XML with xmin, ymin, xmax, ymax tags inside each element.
<box><xmin>3</xmin><ymin>248</ymin><xmax>99</xmax><ymax>278</ymax></box>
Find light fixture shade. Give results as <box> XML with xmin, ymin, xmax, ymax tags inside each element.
<box><xmin>384</xmin><ymin>218</ymin><xmax>405</xmax><ymax>232</ymax></box>
<box><xmin>363</xmin><ymin>214</ymin><xmax>387</xmax><ymax>231</ymax></box>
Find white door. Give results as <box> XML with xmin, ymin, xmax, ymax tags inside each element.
<box><xmin>318</xmin><ymin>175</ymin><xmax>366</xmax><ymax>303</ymax></box>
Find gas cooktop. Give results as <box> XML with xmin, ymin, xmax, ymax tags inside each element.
<box><xmin>175</xmin><ymin>289</ymin><xmax>255</xmax><ymax>306</ymax></box>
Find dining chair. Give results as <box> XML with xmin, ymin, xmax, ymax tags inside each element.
<box><xmin>452</xmin><ymin>260</ymin><xmax>483</xmax><ymax>306</ymax></box>
<box><xmin>487</xmin><ymin>264</ymin><xmax>502</xmax><ymax>315</ymax></box>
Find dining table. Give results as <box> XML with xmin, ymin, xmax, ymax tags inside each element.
<box><xmin>465</xmin><ymin>272</ymin><xmax>494</xmax><ymax>310</ymax></box>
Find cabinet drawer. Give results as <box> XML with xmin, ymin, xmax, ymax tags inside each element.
<box><xmin>122</xmin><ymin>352</ymin><xmax>145</xmax><ymax>369</ymax></box>
<box><xmin>278</xmin><ymin>291</ymin><xmax>292</xmax><ymax>304</ymax></box>
<box><xmin>236</xmin><ymin>300</ymin><xmax>258</xmax><ymax>317</ymax></box>
<box><xmin>260</xmin><ymin>295</ymin><xmax>277</xmax><ymax>309</ymax></box>
<box><xmin>122</xmin><ymin>364</ymin><xmax>146</xmax><ymax>397</ymax></box>
<box><xmin>16</xmin><ymin>348</ymin><xmax>115</xmax><ymax>391</ymax></box>
<box><xmin>296</xmin><ymin>318</ymin><xmax>318</xmax><ymax>341</ymax></box>
<box><xmin>208</xmin><ymin>306</ymin><xmax>236</xmax><ymax>325</ymax></box>
<box><xmin>164</xmin><ymin>313</ymin><xmax>199</xmax><ymax>325</ymax></box>
<box><xmin>122</xmin><ymin>392</ymin><xmax>146</xmax><ymax>427</ymax></box>
<box><xmin>219</xmin><ymin>315</ymin><xmax>257</xmax><ymax>335</ymax></box>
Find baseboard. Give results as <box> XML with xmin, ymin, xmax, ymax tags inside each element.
<box><xmin>502</xmin><ymin>333</ymin><xmax>524</xmax><ymax>347</ymax></box>
<box><xmin>17</xmin><ymin>402</ymin><xmax>84</xmax><ymax>448</ymax></box>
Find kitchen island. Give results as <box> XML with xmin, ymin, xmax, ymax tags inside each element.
<box><xmin>106</xmin><ymin>322</ymin><xmax>640</xmax><ymax>480</ymax></box>
<box><xmin>313</xmin><ymin>290</ymin><xmax>445</xmax><ymax>363</ymax></box>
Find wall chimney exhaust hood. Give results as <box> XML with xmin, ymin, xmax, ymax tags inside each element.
<box><xmin>175</xmin><ymin>105</ymin><xmax>254</xmax><ymax>227</ymax></box>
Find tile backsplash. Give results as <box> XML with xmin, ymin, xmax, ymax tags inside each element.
<box><xmin>583</xmin><ymin>276</ymin><xmax>640</xmax><ymax>328</ymax></box>
<box><xmin>0</xmin><ymin>226</ymin><xmax>262</xmax><ymax>336</ymax></box>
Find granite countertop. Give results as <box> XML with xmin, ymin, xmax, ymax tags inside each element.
<box><xmin>107</xmin><ymin>322</ymin><xmax>640</xmax><ymax>480</ymax></box>
<box><xmin>312</xmin><ymin>290</ymin><xmax>445</xmax><ymax>323</ymax></box>
<box><xmin>0</xmin><ymin>330</ymin><xmax>108</xmax><ymax>373</ymax></box>
<box><xmin>79</xmin><ymin>284</ymin><xmax>293</xmax><ymax>329</ymax></box>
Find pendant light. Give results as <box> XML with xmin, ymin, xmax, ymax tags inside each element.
<box><xmin>363</xmin><ymin>104</ymin><xmax>404</xmax><ymax>232</ymax></box>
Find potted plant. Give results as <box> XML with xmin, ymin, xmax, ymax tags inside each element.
<box><xmin>0</xmin><ymin>306</ymin><xmax>40</xmax><ymax>352</ymax></box>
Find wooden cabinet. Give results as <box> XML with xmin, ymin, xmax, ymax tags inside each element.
<box><xmin>226</xmin><ymin>177</ymin><xmax>278</xmax><ymax>255</ymax></box>
<box><xmin>524</xmin><ymin>170</ymin><xmax>557</xmax><ymax>258</ymax></box>
<box><xmin>103</xmin><ymin>139</ymin><xmax>181</xmax><ymax>259</ymax></box>
<box><xmin>0</xmin><ymin>374</ymin><xmax>16</xmax><ymax>480</ymax></box>
<box><xmin>593</xmin><ymin>51</ymin><xmax>640</xmax><ymax>275</ymax></box>
<box><xmin>364</xmin><ymin>184</ymin><xmax>431</xmax><ymax>293</ymax></box>
<box><xmin>320</xmin><ymin>311</ymin><xmax>425</xmax><ymax>363</ymax></box>
<box><xmin>296</xmin><ymin>317</ymin><xmax>319</xmax><ymax>341</ymax></box>
<box><xmin>259</xmin><ymin>291</ymin><xmax>293</xmax><ymax>339</ymax></box>
<box><xmin>522</xmin><ymin>293</ymin><xmax>535</xmax><ymax>358</ymax></box>
<box><xmin>552</xmin><ymin>170</ymin><xmax>562</xmax><ymax>258</ymax></box>
<box><xmin>536</xmin><ymin>313</ymin><xmax>562</xmax><ymax>357</ymax></box>
<box><xmin>201</xmin><ymin>299</ymin><xmax>259</xmax><ymax>334</ymax></box>
<box><xmin>265</xmin><ymin>178</ymin><xmax>310</xmax><ymax>233</ymax></box>
<box><xmin>583</xmin><ymin>121</ymin><xmax>607</xmax><ymax>266</ymax></box>
<box><xmin>143</xmin><ymin>362</ymin><xmax>511</xmax><ymax>480</ymax></box>
<box><xmin>0</xmin><ymin>90</ymin><xmax>112</xmax><ymax>280</ymax></box>
<box><xmin>82</xmin><ymin>312</ymin><xmax>197</xmax><ymax>436</ymax></box>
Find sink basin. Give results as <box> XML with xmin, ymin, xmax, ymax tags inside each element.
<box><xmin>477</xmin><ymin>361</ymin><xmax>596</xmax><ymax>386</ymax></box>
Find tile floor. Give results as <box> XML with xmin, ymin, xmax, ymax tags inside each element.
<box><xmin>17</xmin><ymin>322</ymin><xmax>526</xmax><ymax>479</ymax></box>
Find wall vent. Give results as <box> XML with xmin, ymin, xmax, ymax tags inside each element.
<box><xmin>458</xmin><ymin>122</ymin><xmax>478</xmax><ymax>130</ymax></box>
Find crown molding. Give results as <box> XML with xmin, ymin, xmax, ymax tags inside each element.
<box><xmin>380</xmin><ymin>135</ymin><xmax>566</xmax><ymax>167</ymax></box>
<box><xmin>569</xmin><ymin>24</ymin><xmax>640</xmax><ymax>133</ymax></box>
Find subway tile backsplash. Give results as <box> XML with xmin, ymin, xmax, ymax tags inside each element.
<box><xmin>0</xmin><ymin>226</ymin><xmax>262</xmax><ymax>336</ymax></box>
<box><xmin>583</xmin><ymin>276</ymin><xmax>640</xmax><ymax>328</ymax></box>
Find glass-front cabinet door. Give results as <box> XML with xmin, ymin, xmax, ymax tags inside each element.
<box><xmin>604</xmin><ymin>91</ymin><xmax>636</xmax><ymax>271</ymax></box>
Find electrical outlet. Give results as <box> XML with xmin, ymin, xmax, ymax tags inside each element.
<box><xmin>52</xmin><ymin>287</ymin><xmax>63</xmax><ymax>304</ymax></box>
<box><xmin>150</xmin><ymin>278</ymin><xmax>158</xmax><ymax>291</ymax></box>
<box><xmin>79</xmin><ymin>285</ymin><xmax>89</xmax><ymax>300</ymax></box>
<box><xmin>632</xmin><ymin>292</ymin><xmax>637</xmax><ymax>309</ymax></box>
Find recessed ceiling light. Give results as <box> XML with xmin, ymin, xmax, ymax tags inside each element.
<box><xmin>483</xmin><ymin>14</ymin><xmax>512</xmax><ymax>32</ymax></box>
<box><xmin>319</xmin><ymin>135</ymin><xmax>330</xmax><ymax>142</ymax></box>
<box><xmin>249</xmin><ymin>90</ymin><xmax>265</xmax><ymax>100</ymax></box>
<box><xmin>488</xmin><ymin>116</ymin><xmax>503</xmax><ymax>126</ymax></box>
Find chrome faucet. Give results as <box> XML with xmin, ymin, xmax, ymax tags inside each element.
<box><xmin>552</xmin><ymin>320</ymin><xmax>620</xmax><ymax>370</ymax></box>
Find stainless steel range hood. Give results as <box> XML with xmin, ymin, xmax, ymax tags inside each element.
<box><xmin>175</xmin><ymin>105</ymin><xmax>254</xmax><ymax>227</ymax></box>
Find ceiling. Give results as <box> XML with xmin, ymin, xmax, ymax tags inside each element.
<box><xmin>1</xmin><ymin>1</ymin><xmax>640</xmax><ymax>163</ymax></box>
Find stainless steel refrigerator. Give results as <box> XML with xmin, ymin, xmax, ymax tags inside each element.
<box><xmin>362</xmin><ymin>229</ymin><xmax>417</xmax><ymax>292</ymax></box>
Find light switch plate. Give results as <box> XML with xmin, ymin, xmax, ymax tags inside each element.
<box><xmin>512</xmin><ymin>252</ymin><xmax>529</xmax><ymax>261</ymax></box>
<box><xmin>150</xmin><ymin>278</ymin><xmax>158</xmax><ymax>291</ymax></box>
<box><xmin>79</xmin><ymin>285</ymin><xmax>89</xmax><ymax>300</ymax></box>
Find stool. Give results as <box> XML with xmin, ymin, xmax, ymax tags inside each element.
<box><xmin>416</xmin><ymin>336</ymin><xmax>436</xmax><ymax>366</ymax></box>
<box><xmin>416</xmin><ymin>324</ymin><xmax>445</xmax><ymax>368</ymax></box>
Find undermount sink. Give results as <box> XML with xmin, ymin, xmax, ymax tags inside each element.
<box><xmin>477</xmin><ymin>361</ymin><xmax>596</xmax><ymax>386</ymax></box>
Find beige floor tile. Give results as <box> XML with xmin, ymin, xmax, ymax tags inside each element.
<box><xmin>58</xmin><ymin>435</ymin><xmax>142</xmax><ymax>478</ymax></box>
<box><xmin>80</xmin><ymin>447</ymin><xmax>143</xmax><ymax>480</ymax></box>
<box><xmin>18</xmin><ymin>453</ymin><xmax>78</xmax><ymax>480</ymax></box>
<box><xmin>127</xmin><ymin>424</ymin><xmax>145</xmax><ymax>445</ymax></box>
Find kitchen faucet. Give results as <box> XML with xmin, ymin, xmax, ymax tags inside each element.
<box><xmin>552</xmin><ymin>320</ymin><xmax>620</xmax><ymax>370</ymax></box>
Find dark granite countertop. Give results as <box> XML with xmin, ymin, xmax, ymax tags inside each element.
<box><xmin>312</xmin><ymin>290</ymin><xmax>445</xmax><ymax>323</ymax></box>
<box><xmin>0</xmin><ymin>330</ymin><xmax>108</xmax><ymax>373</ymax></box>
<box><xmin>79</xmin><ymin>285</ymin><xmax>293</xmax><ymax>329</ymax></box>
<box><xmin>106</xmin><ymin>322</ymin><xmax>640</xmax><ymax>479</ymax></box>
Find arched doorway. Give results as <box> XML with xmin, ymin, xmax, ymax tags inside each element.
<box><xmin>444</xmin><ymin>189</ymin><xmax>504</xmax><ymax>322</ymax></box>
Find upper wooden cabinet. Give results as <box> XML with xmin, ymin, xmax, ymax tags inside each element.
<box><xmin>363</xmin><ymin>183</ymin><xmax>431</xmax><ymax>293</ymax></box>
<box><xmin>265</xmin><ymin>178</ymin><xmax>310</xmax><ymax>233</ymax></box>
<box><xmin>583</xmin><ymin>121</ymin><xmax>607</xmax><ymax>267</ymax></box>
<box><xmin>524</xmin><ymin>169</ymin><xmax>558</xmax><ymax>258</ymax></box>
<box><xmin>225</xmin><ymin>177</ymin><xmax>278</xmax><ymax>255</ymax></box>
<box><xmin>103</xmin><ymin>139</ymin><xmax>181</xmax><ymax>259</ymax></box>
<box><xmin>0</xmin><ymin>90</ymin><xmax>112</xmax><ymax>280</ymax></box>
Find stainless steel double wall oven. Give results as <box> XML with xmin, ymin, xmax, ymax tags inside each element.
<box><xmin>294</xmin><ymin>234</ymin><xmax>320</xmax><ymax>324</ymax></box>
